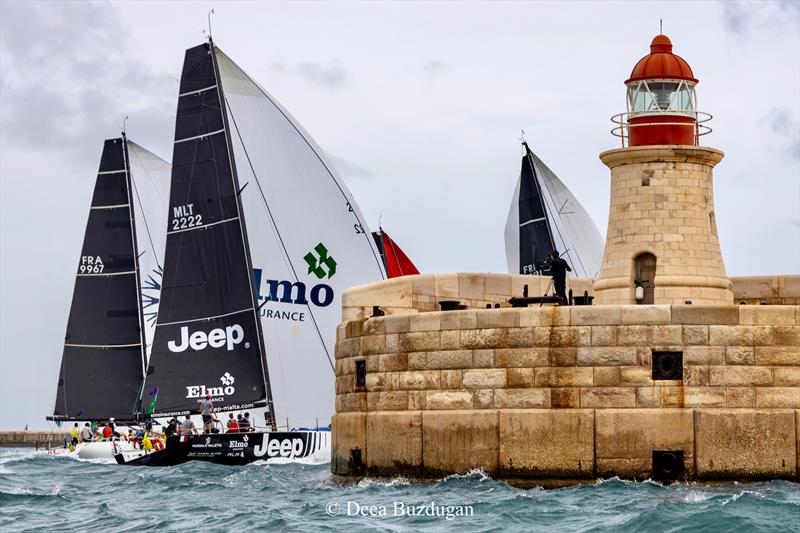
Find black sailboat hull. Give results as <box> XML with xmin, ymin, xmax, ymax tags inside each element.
<box><xmin>114</xmin><ymin>430</ymin><xmax>329</xmax><ymax>467</ymax></box>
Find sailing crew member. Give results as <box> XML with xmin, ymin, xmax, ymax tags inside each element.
<box><xmin>80</xmin><ymin>423</ymin><xmax>93</xmax><ymax>442</ymax></box>
<box><xmin>227</xmin><ymin>413</ymin><xmax>239</xmax><ymax>433</ymax></box>
<box><xmin>70</xmin><ymin>423</ymin><xmax>79</xmax><ymax>446</ymax></box>
<box><xmin>164</xmin><ymin>417</ymin><xmax>178</xmax><ymax>439</ymax></box>
<box><xmin>102</xmin><ymin>422</ymin><xmax>113</xmax><ymax>440</ymax></box>
<box><xmin>545</xmin><ymin>250</ymin><xmax>572</xmax><ymax>304</ymax></box>
<box><xmin>200</xmin><ymin>393</ymin><xmax>215</xmax><ymax>433</ymax></box>
<box><xmin>181</xmin><ymin>414</ymin><xmax>197</xmax><ymax>435</ymax></box>
<box><xmin>239</xmin><ymin>413</ymin><xmax>251</xmax><ymax>432</ymax></box>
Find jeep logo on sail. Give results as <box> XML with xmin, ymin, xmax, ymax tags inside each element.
<box><xmin>168</xmin><ymin>325</ymin><xmax>246</xmax><ymax>353</ymax></box>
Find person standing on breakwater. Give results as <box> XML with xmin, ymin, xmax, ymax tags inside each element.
<box><xmin>545</xmin><ymin>250</ymin><xmax>572</xmax><ymax>304</ymax></box>
<box><xmin>200</xmin><ymin>393</ymin><xmax>215</xmax><ymax>433</ymax></box>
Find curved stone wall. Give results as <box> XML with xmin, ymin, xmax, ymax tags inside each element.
<box><xmin>332</xmin><ymin>302</ymin><xmax>800</xmax><ymax>483</ymax></box>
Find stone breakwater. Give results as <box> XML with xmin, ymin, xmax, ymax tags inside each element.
<box><xmin>332</xmin><ymin>298</ymin><xmax>800</xmax><ymax>484</ymax></box>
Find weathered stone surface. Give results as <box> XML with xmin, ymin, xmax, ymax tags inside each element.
<box><xmin>551</xmin><ymin>388</ymin><xmax>580</xmax><ymax>408</ymax></box>
<box><xmin>408</xmin><ymin>352</ymin><xmax>426</xmax><ymax>370</ymax></box>
<box><xmin>651</xmin><ymin>325</ymin><xmax>682</xmax><ymax>345</ymax></box>
<box><xmin>506</xmin><ymin>327</ymin><xmax>533</xmax><ymax>348</ymax></box>
<box><xmin>409</xmin><ymin>313</ymin><xmax>442</xmax><ymax>332</ymax></box>
<box><xmin>493</xmin><ymin>389</ymin><xmax>550</xmax><ymax>408</ymax></box>
<box><xmin>363</xmin><ymin>317</ymin><xmax>385</xmax><ymax>336</ymax></box>
<box><xmin>378</xmin><ymin>353</ymin><xmax>408</xmax><ymax>372</ymax></box>
<box><xmin>570</xmin><ymin>306</ymin><xmax>621</xmax><ymax>326</ymax></box>
<box><xmin>595</xmin><ymin>409</ymin><xmax>694</xmax><ymax>478</ymax></box>
<box><xmin>476</xmin><ymin>309</ymin><xmax>520</xmax><ymax>329</ymax></box>
<box><xmin>725</xmin><ymin>387</ymin><xmax>754</xmax><ymax>407</ymax></box>
<box><xmin>620</xmin><ymin>305</ymin><xmax>671</xmax><ymax>325</ymax></box>
<box><xmin>366</xmin><ymin>412</ymin><xmax>421</xmax><ymax>474</ymax></box>
<box><xmin>407</xmin><ymin>391</ymin><xmax>426</xmax><ymax>410</ymax></box>
<box><xmin>591</xmin><ymin>326</ymin><xmax>616</xmax><ymax>346</ymax></box>
<box><xmin>345</xmin><ymin>320</ymin><xmax>365</xmax><ymax>338</ymax></box>
<box><xmin>682</xmin><ymin>325</ymin><xmax>709</xmax><ymax>346</ymax></box>
<box><xmin>367</xmin><ymin>391</ymin><xmax>409</xmax><ymax>411</ymax></box>
<box><xmin>550</xmin><ymin>348</ymin><xmax>578</xmax><ymax>366</ymax></box>
<box><xmin>399</xmin><ymin>332</ymin><xmax>440</xmax><ymax>352</ymax></box>
<box><xmin>474</xmin><ymin>390</ymin><xmax>494</xmax><ymax>409</ymax></box>
<box><xmin>725</xmin><ymin>346</ymin><xmax>754</xmax><ymax>365</ymax></box>
<box><xmin>577</xmin><ymin>347</ymin><xmax>637</xmax><ymax>366</ymax></box>
<box><xmin>774</xmin><ymin>326</ymin><xmax>800</xmax><ymax>346</ymax></box>
<box><xmin>384</xmin><ymin>315</ymin><xmax>410</xmax><ymax>334</ymax></box>
<box><xmin>463</xmin><ymin>369</ymin><xmax>507</xmax><ymax>389</ymax></box>
<box><xmin>755</xmin><ymin>346</ymin><xmax>800</xmax><ymax>366</ymax></box>
<box><xmin>620</xmin><ymin>366</ymin><xmax>652</xmax><ymax>386</ymax></box>
<box><xmin>684</xmin><ymin>346</ymin><xmax>725</xmax><ymax>365</ymax></box>
<box><xmin>616</xmin><ymin>325</ymin><xmax>650</xmax><ymax>346</ymax></box>
<box><xmin>535</xmin><ymin>367</ymin><xmax>593</xmax><ymax>387</ymax></box>
<box><xmin>659</xmin><ymin>387</ymin><xmax>686</xmax><ymax>408</ymax></box>
<box><xmin>635</xmin><ymin>386</ymin><xmax>660</xmax><ymax>408</ymax></box>
<box><xmin>709</xmin><ymin>366</ymin><xmax>772</xmax><ymax>386</ymax></box>
<box><xmin>426</xmin><ymin>350</ymin><xmax>472</xmax><ymax>369</ymax></box>
<box><xmin>425</xmin><ymin>391</ymin><xmax>474</xmax><ymax>410</ymax></box>
<box><xmin>336</xmin><ymin>337</ymin><xmax>361</xmax><ymax>359</ymax></box>
<box><xmin>439</xmin><ymin>330</ymin><xmax>460</xmax><ymax>350</ymax></box>
<box><xmin>499</xmin><ymin>410</ymin><xmax>594</xmax><ymax>477</ymax></box>
<box><xmin>774</xmin><ymin>367</ymin><xmax>800</xmax><ymax>386</ymax></box>
<box><xmin>332</xmin><ymin>412</ymin><xmax>366</xmax><ymax>475</ymax></box>
<box><xmin>709</xmin><ymin>325</ymin><xmax>775</xmax><ymax>346</ymax></box>
<box><xmin>495</xmin><ymin>348</ymin><xmax>549</xmax><ymax>368</ymax></box>
<box><xmin>594</xmin><ymin>367</ymin><xmax>621</xmax><ymax>386</ymax></box>
<box><xmin>507</xmin><ymin>368</ymin><xmax>535</xmax><ymax>388</ymax></box>
<box><xmin>683</xmin><ymin>365</ymin><xmax>710</xmax><ymax>386</ymax></box>
<box><xmin>683</xmin><ymin>387</ymin><xmax>726</xmax><ymax>407</ymax></box>
<box><xmin>755</xmin><ymin>388</ymin><xmax>800</xmax><ymax>408</ymax></box>
<box><xmin>696</xmin><ymin>410</ymin><xmax>797</xmax><ymax>478</ymax></box>
<box><xmin>580</xmin><ymin>387</ymin><xmax>636</xmax><ymax>408</ymax></box>
<box><xmin>672</xmin><ymin>305</ymin><xmax>739</xmax><ymax>325</ymax></box>
<box><xmin>551</xmin><ymin>326</ymin><xmax>591</xmax><ymax>347</ymax></box>
<box><xmin>336</xmin><ymin>392</ymin><xmax>368</xmax><ymax>412</ymax></box>
<box><xmin>473</xmin><ymin>349</ymin><xmax>495</xmax><ymax>368</ymax></box>
<box><xmin>396</xmin><ymin>371</ymin><xmax>441</xmax><ymax>390</ymax></box>
<box><xmin>422</xmin><ymin>411</ymin><xmax>499</xmax><ymax>474</ymax></box>
<box><xmin>440</xmin><ymin>310</ymin><xmax>477</xmax><ymax>330</ymax></box>
<box><xmin>739</xmin><ymin>306</ymin><xmax>796</xmax><ymax>326</ymax></box>
<box><xmin>519</xmin><ymin>308</ymin><xmax>555</xmax><ymax>327</ymax></box>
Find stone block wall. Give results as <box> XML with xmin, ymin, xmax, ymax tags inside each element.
<box><xmin>332</xmin><ymin>303</ymin><xmax>800</xmax><ymax>482</ymax></box>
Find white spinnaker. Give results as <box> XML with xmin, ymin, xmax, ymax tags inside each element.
<box><xmin>215</xmin><ymin>48</ymin><xmax>385</xmax><ymax>427</ymax></box>
<box><xmin>504</xmin><ymin>174</ymin><xmax>522</xmax><ymax>274</ymax></box>
<box><xmin>532</xmin><ymin>153</ymin><xmax>604</xmax><ymax>279</ymax></box>
<box><xmin>127</xmin><ymin>141</ymin><xmax>170</xmax><ymax>358</ymax></box>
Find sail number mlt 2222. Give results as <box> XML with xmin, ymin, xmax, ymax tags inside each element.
<box><xmin>172</xmin><ymin>204</ymin><xmax>203</xmax><ymax>231</ymax></box>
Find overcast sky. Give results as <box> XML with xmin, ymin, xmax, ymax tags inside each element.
<box><xmin>1</xmin><ymin>1</ymin><xmax>798</xmax><ymax>429</ymax></box>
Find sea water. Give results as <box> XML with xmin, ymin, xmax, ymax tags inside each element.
<box><xmin>1</xmin><ymin>448</ymin><xmax>799</xmax><ymax>532</ymax></box>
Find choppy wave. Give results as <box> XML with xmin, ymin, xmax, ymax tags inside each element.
<box><xmin>1</xmin><ymin>447</ymin><xmax>799</xmax><ymax>531</ymax></box>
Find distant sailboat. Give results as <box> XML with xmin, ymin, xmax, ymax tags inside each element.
<box><xmin>505</xmin><ymin>141</ymin><xmax>604</xmax><ymax>279</ymax></box>
<box><xmin>50</xmin><ymin>135</ymin><xmax>169</xmax><ymax>459</ymax></box>
<box><xmin>372</xmin><ymin>227</ymin><xmax>420</xmax><ymax>278</ymax></box>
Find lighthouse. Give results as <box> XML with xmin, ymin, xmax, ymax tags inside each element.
<box><xmin>593</xmin><ymin>34</ymin><xmax>733</xmax><ymax>305</ymax></box>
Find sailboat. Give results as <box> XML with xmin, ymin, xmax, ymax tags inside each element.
<box><xmin>372</xmin><ymin>227</ymin><xmax>420</xmax><ymax>278</ymax></box>
<box><xmin>504</xmin><ymin>141</ymin><xmax>604</xmax><ymax>279</ymax></box>
<box><xmin>49</xmin><ymin>135</ymin><xmax>170</xmax><ymax>459</ymax></box>
<box><xmin>115</xmin><ymin>37</ymin><xmax>383</xmax><ymax>466</ymax></box>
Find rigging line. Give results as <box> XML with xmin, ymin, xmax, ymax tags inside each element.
<box><xmin>127</xmin><ymin>144</ymin><xmax>162</xmax><ymax>271</ymax></box>
<box><xmin>220</xmin><ymin>52</ymin><xmax>386</xmax><ymax>279</ymax></box>
<box><xmin>534</xmin><ymin>155</ymin><xmax>590</xmax><ymax>278</ymax></box>
<box><xmin>224</xmin><ymin>96</ymin><xmax>335</xmax><ymax>372</ymax></box>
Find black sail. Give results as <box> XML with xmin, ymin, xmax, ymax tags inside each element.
<box><xmin>144</xmin><ymin>42</ymin><xmax>270</xmax><ymax>417</ymax></box>
<box><xmin>53</xmin><ymin>138</ymin><xmax>147</xmax><ymax>421</ymax></box>
<box><xmin>518</xmin><ymin>142</ymin><xmax>556</xmax><ymax>275</ymax></box>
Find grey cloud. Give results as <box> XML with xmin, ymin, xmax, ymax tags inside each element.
<box><xmin>765</xmin><ymin>108</ymin><xmax>800</xmax><ymax>160</ymax></box>
<box><xmin>720</xmin><ymin>0</ymin><xmax>799</xmax><ymax>37</ymax></box>
<box><xmin>269</xmin><ymin>61</ymin><xmax>349</xmax><ymax>88</ymax></box>
<box><xmin>423</xmin><ymin>60</ymin><xmax>450</xmax><ymax>77</ymax></box>
<box><xmin>0</xmin><ymin>1</ymin><xmax>174</xmax><ymax>162</ymax></box>
<box><xmin>331</xmin><ymin>155</ymin><xmax>372</xmax><ymax>179</ymax></box>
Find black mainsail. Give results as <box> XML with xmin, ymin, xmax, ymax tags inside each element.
<box><xmin>53</xmin><ymin>138</ymin><xmax>148</xmax><ymax>421</ymax></box>
<box><xmin>143</xmin><ymin>42</ymin><xmax>275</xmax><ymax>426</ymax></box>
<box><xmin>516</xmin><ymin>142</ymin><xmax>556</xmax><ymax>275</ymax></box>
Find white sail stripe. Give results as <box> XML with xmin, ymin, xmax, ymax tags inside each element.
<box><xmin>65</xmin><ymin>342</ymin><xmax>142</xmax><ymax>348</ymax></box>
<box><xmin>519</xmin><ymin>216</ymin><xmax>546</xmax><ymax>227</ymax></box>
<box><xmin>174</xmin><ymin>128</ymin><xmax>226</xmax><ymax>144</ymax></box>
<box><xmin>167</xmin><ymin>216</ymin><xmax>239</xmax><ymax>235</ymax></box>
<box><xmin>91</xmin><ymin>203</ymin><xmax>130</xmax><ymax>210</ymax></box>
<box><xmin>97</xmin><ymin>169</ymin><xmax>126</xmax><ymax>175</ymax></box>
<box><xmin>157</xmin><ymin>307</ymin><xmax>253</xmax><ymax>327</ymax></box>
<box><xmin>179</xmin><ymin>84</ymin><xmax>218</xmax><ymax>97</ymax></box>
<box><xmin>77</xmin><ymin>270</ymin><xmax>136</xmax><ymax>277</ymax></box>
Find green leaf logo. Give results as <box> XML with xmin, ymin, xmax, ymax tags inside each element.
<box><xmin>304</xmin><ymin>242</ymin><xmax>337</xmax><ymax>280</ymax></box>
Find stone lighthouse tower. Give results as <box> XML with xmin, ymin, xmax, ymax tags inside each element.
<box><xmin>593</xmin><ymin>34</ymin><xmax>733</xmax><ymax>305</ymax></box>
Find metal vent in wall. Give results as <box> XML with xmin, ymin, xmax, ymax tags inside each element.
<box><xmin>652</xmin><ymin>450</ymin><xmax>684</xmax><ymax>482</ymax></box>
<box><xmin>652</xmin><ymin>350</ymin><xmax>683</xmax><ymax>380</ymax></box>
<box><xmin>355</xmin><ymin>359</ymin><xmax>367</xmax><ymax>387</ymax></box>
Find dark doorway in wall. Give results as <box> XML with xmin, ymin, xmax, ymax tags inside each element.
<box><xmin>635</xmin><ymin>253</ymin><xmax>657</xmax><ymax>304</ymax></box>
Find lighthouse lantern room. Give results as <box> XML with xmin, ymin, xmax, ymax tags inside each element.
<box><xmin>613</xmin><ymin>34</ymin><xmax>711</xmax><ymax>146</ymax></box>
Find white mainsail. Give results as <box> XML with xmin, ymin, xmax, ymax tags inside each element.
<box><xmin>127</xmin><ymin>140</ymin><xmax>170</xmax><ymax>357</ymax></box>
<box><xmin>505</xmin><ymin>145</ymin><xmax>604</xmax><ymax>279</ymax></box>
<box><xmin>215</xmin><ymin>48</ymin><xmax>385</xmax><ymax>427</ymax></box>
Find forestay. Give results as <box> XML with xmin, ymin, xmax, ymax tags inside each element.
<box><xmin>214</xmin><ymin>47</ymin><xmax>385</xmax><ymax>427</ymax></box>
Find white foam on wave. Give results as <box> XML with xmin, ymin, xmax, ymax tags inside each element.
<box><xmin>442</xmin><ymin>468</ymin><xmax>491</xmax><ymax>482</ymax></box>
<box><xmin>356</xmin><ymin>475</ymin><xmax>410</xmax><ymax>488</ymax></box>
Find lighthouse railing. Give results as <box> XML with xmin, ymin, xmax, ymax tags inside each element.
<box><xmin>610</xmin><ymin>111</ymin><xmax>713</xmax><ymax>147</ymax></box>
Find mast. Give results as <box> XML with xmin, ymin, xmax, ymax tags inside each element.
<box><xmin>209</xmin><ymin>37</ymin><xmax>277</xmax><ymax>431</ymax></box>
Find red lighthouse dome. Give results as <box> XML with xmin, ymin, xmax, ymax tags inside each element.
<box><xmin>614</xmin><ymin>34</ymin><xmax>710</xmax><ymax>146</ymax></box>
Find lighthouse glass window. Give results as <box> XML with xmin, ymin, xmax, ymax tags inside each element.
<box><xmin>628</xmin><ymin>80</ymin><xmax>695</xmax><ymax>114</ymax></box>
